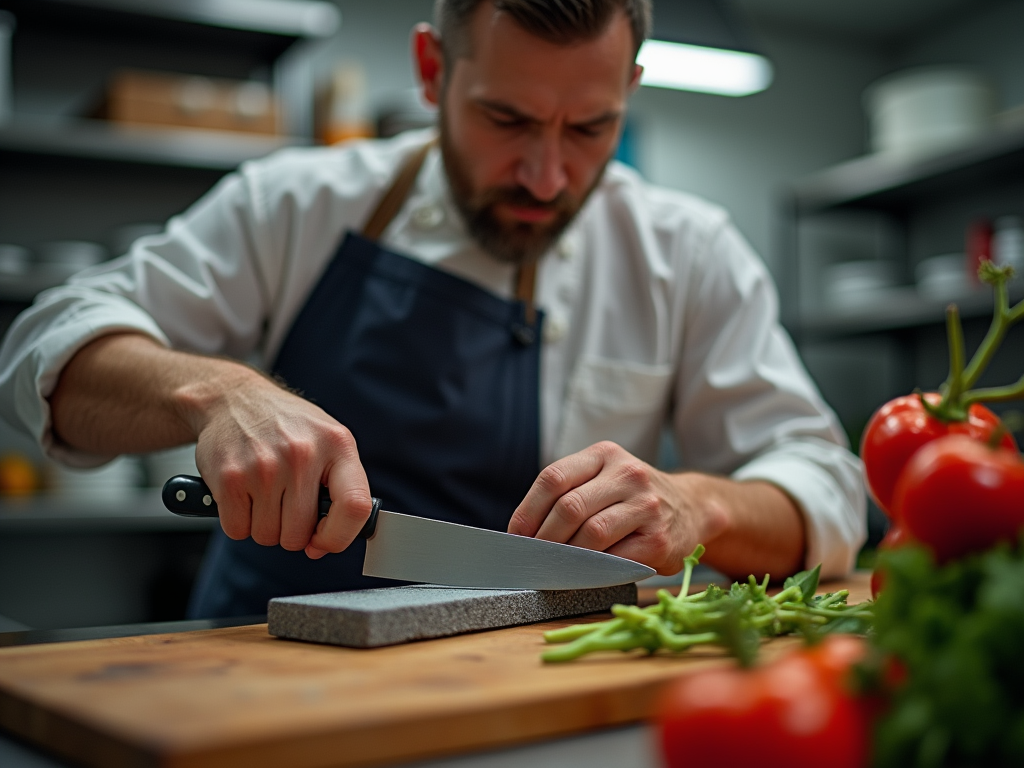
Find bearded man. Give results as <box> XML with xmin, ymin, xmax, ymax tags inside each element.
<box><xmin>0</xmin><ymin>0</ymin><xmax>864</xmax><ymax>617</ymax></box>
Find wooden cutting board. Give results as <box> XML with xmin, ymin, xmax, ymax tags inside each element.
<box><xmin>0</xmin><ymin>574</ymin><xmax>870</xmax><ymax>768</ymax></box>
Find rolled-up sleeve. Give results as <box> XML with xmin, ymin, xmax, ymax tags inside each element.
<box><xmin>672</xmin><ymin>220</ymin><xmax>866</xmax><ymax>577</ymax></box>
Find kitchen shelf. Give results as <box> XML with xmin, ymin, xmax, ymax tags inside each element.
<box><xmin>792</xmin><ymin>123</ymin><xmax>1024</xmax><ymax>215</ymax></box>
<box><xmin>0</xmin><ymin>0</ymin><xmax>340</xmax><ymax>57</ymax></box>
<box><xmin>0</xmin><ymin>488</ymin><xmax>217</xmax><ymax>534</ymax></box>
<box><xmin>791</xmin><ymin>286</ymin><xmax>1013</xmax><ymax>341</ymax></box>
<box><xmin>53</xmin><ymin>0</ymin><xmax>339</xmax><ymax>37</ymax></box>
<box><xmin>0</xmin><ymin>119</ymin><xmax>308</xmax><ymax>171</ymax></box>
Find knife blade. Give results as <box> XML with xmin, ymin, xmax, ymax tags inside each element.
<box><xmin>162</xmin><ymin>474</ymin><xmax>655</xmax><ymax>590</ymax></box>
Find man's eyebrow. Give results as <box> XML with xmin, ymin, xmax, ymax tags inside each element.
<box><xmin>573</xmin><ymin>110</ymin><xmax>621</xmax><ymax>128</ymax></box>
<box><xmin>474</xmin><ymin>98</ymin><xmax>621</xmax><ymax>127</ymax></box>
<box><xmin>474</xmin><ymin>98</ymin><xmax>538</xmax><ymax>122</ymax></box>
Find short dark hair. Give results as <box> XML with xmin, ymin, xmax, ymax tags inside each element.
<box><xmin>434</xmin><ymin>0</ymin><xmax>652</xmax><ymax>68</ymax></box>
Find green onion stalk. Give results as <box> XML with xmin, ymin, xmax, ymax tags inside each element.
<box><xmin>541</xmin><ymin>545</ymin><xmax>872</xmax><ymax>665</ymax></box>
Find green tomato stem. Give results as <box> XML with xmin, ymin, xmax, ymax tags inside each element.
<box><xmin>962</xmin><ymin>264</ymin><xmax>1024</xmax><ymax>393</ymax></box>
<box><xmin>914</xmin><ymin>262</ymin><xmax>1024</xmax><ymax>418</ymax></box>
<box><xmin>963</xmin><ymin>373</ymin><xmax>1024</xmax><ymax>406</ymax></box>
<box><xmin>939</xmin><ymin>304</ymin><xmax>968</xmax><ymax>421</ymax></box>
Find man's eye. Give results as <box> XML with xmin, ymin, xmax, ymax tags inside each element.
<box><xmin>573</xmin><ymin>124</ymin><xmax>607</xmax><ymax>138</ymax></box>
<box><xmin>492</xmin><ymin>117</ymin><xmax>525</xmax><ymax>129</ymax></box>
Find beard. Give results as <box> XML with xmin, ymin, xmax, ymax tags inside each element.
<box><xmin>439</xmin><ymin>111</ymin><xmax>609</xmax><ymax>265</ymax></box>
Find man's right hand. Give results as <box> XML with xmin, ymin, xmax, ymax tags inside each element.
<box><xmin>50</xmin><ymin>333</ymin><xmax>373</xmax><ymax>558</ymax></box>
<box><xmin>188</xmin><ymin>371</ymin><xmax>373</xmax><ymax>558</ymax></box>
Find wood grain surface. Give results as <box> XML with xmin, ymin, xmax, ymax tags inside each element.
<box><xmin>0</xmin><ymin>573</ymin><xmax>870</xmax><ymax>768</ymax></box>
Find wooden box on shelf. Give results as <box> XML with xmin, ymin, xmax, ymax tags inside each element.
<box><xmin>97</xmin><ymin>69</ymin><xmax>281</xmax><ymax>137</ymax></box>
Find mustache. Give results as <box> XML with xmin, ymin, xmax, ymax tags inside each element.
<box><xmin>479</xmin><ymin>186</ymin><xmax>571</xmax><ymax>214</ymax></box>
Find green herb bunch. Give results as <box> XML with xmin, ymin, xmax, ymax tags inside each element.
<box><xmin>542</xmin><ymin>545</ymin><xmax>872</xmax><ymax>664</ymax></box>
<box><xmin>870</xmin><ymin>540</ymin><xmax>1024</xmax><ymax>767</ymax></box>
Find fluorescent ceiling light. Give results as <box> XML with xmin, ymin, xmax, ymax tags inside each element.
<box><xmin>637</xmin><ymin>39</ymin><xmax>773</xmax><ymax>97</ymax></box>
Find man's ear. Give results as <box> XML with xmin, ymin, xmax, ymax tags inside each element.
<box><xmin>412</xmin><ymin>23</ymin><xmax>445</xmax><ymax>106</ymax></box>
<box><xmin>628</xmin><ymin>63</ymin><xmax>643</xmax><ymax>94</ymax></box>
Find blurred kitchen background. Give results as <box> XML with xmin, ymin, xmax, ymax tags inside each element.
<box><xmin>0</xmin><ymin>0</ymin><xmax>1022</xmax><ymax>632</ymax></box>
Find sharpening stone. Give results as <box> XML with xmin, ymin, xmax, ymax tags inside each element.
<box><xmin>267</xmin><ymin>583</ymin><xmax>638</xmax><ymax>648</ymax></box>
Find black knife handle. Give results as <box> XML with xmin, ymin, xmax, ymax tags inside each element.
<box><xmin>161</xmin><ymin>474</ymin><xmax>380</xmax><ymax>538</ymax></box>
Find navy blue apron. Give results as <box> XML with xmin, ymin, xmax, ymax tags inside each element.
<box><xmin>187</xmin><ymin>143</ymin><xmax>543</xmax><ymax>618</ymax></box>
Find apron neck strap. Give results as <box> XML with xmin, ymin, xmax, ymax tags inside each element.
<box><xmin>515</xmin><ymin>259</ymin><xmax>538</xmax><ymax>327</ymax></box>
<box><xmin>361</xmin><ymin>138</ymin><xmax>437</xmax><ymax>241</ymax></box>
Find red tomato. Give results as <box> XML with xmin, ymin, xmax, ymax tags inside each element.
<box><xmin>892</xmin><ymin>434</ymin><xmax>1024</xmax><ymax>562</ymax></box>
<box><xmin>657</xmin><ymin>639</ymin><xmax>868</xmax><ymax>768</ymax></box>
<box><xmin>803</xmin><ymin>634</ymin><xmax>867</xmax><ymax>685</ymax></box>
<box><xmin>870</xmin><ymin>525</ymin><xmax>909</xmax><ymax>599</ymax></box>
<box><xmin>861</xmin><ymin>393</ymin><xmax>1015</xmax><ymax>517</ymax></box>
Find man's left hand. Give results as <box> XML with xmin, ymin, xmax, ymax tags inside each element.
<box><xmin>507</xmin><ymin>441</ymin><xmax>729</xmax><ymax>575</ymax></box>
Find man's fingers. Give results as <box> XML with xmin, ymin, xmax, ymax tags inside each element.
<box><xmin>208</xmin><ymin>466</ymin><xmax>253</xmax><ymax>541</ymax></box>
<box><xmin>279</xmin><ymin>444</ymin><xmax>323</xmax><ymax>551</ymax></box>
<box><xmin>308</xmin><ymin>431</ymin><xmax>373</xmax><ymax>555</ymax></box>
<box><xmin>533</xmin><ymin>472</ymin><xmax>630</xmax><ymax>543</ymax></box>
<box><xmin>194</xmin><ymin>385</ymin><xmax>371</xmax><ymax>556</ymax></box>
<box><xmin>605</xmin><ymin>534</ymin><xmax>670</xmax><ymax>574</ymax></box>
<box><xmin>564</xmin><ymin>501</ymin><xmax>642</xmax><ymax>551</ymax></box>
<box><xmin>508</xmin><ymin>447</ymin><xmax>608</xmax><ymax>537</ymax></box>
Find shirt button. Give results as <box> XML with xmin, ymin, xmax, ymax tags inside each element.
<box><xmin>412</xmin><ymin>205</ymin><xmax>444</xmax><ymax>229</ymax></box>
<box><xmin>557</xmin><ymin>238</ymin><xmax>574</xmax><ymax>261</ymax></box>
<box><xmin>544</xmin><ymin>317</ymin><xmax>567</xmax><ymax>344</ymax></box>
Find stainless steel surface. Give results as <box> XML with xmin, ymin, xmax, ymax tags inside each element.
<box><xmin>363</xmin><ymin>510</ymin><xmax>655</xmax><ymax>590</ymax></box>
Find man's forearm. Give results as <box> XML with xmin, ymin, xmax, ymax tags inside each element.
<box><xmin>681</xmin><ymin>473</ymin><xmax>806</xmax><ymax>581</ymax></box>
<box><xmin>49</xmin><ymin>332</ymin><xmax>259</xmax><ymax>455</ymax></box>
<box><xmin>49</xmin><ymin>331</ymin><xmax>375</xmax><ymax>557</ymax></box>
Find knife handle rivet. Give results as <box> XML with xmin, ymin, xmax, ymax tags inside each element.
<box><xmin>176</xmin><ymin>490</ymin><xmax>186</xmax><ymax>502</ymax></box>
<box><xmin>202</xmin><ymin>495</ymin><xmax>212</xmax><ymax>506</ymax></box>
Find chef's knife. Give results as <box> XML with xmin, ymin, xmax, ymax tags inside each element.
<box><xmin>162</xmin><ymin>474</ymin><xmax>655</xmax><ymax>590</ymax></box>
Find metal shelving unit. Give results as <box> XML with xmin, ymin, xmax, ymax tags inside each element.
<box><xmin>794</xmin><ymin>287</ymin><xmax>1014</xmax><ymax>342</ymax></box>
<box><xmin>783</xmin><ymin>123</ymin><xmax>1024</xmax><ymax>341</ymax></box>
<box><xmin>0</xmin><ymin>0</ymin><xmax>336</xmax><ymax>308</ymax></box>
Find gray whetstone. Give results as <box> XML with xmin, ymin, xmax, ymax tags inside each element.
<box><xmin>267</xmin><ymin>583</ymin><xmax>638</xmax><ymax>648</ymax></box>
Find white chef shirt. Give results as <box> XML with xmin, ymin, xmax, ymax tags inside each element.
<box><xmin>0</xmin><ymin>129</ymin><xmax>866</xmax><ymax>576</ymax></box>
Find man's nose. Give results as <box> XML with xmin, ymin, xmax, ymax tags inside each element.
<box><xmin>515</xmin><ymin>131</ymin><xmax>568</xmax><ymax>203</ymax></box>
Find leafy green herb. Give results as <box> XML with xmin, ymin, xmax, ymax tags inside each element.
<box><xmin>869</xmin><ymin>539</ymin><xmax>1024</xmax><ymax>768</ymax></box>
<box><xmin>541</xmin><ymin>545</ymin><xmax>872</xmax><ymax>664</ymax></box>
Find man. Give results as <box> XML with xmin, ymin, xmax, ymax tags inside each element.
<box><xmin>0</xmin><ymin>0</ymin><xmax>865</xmax><ymax>617</ymax></box>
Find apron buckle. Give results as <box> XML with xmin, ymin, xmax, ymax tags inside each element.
<box><xmin>511</xmin><ymin>322</ymin><xmax>537</xmax><ymax>347</ymax></box>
